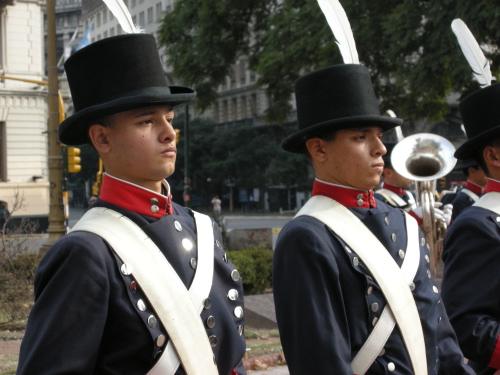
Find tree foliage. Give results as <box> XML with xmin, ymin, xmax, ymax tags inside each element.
<box><xmin>171</xmin><ymin>114</ymin><xmax>311</xmax><ymax>209</ymax></box>
<box><xmin>158</xmin><ymin>0</ymin><xmax>500</xmax><ymax>124</ymax></box>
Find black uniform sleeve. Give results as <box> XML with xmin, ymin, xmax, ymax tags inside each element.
<box><xmin>273</xmin><ymin>217</ymin><xmax>355</xmax><ymax>374</ymax></box>
<box><xmin>17</xmin><ymin>233</ymin><xmax>114</xmax><ymax>375</ymax></box>
<box><xmin>442</xmin><ymin>208</ymin><xmax>500</xmax><ymax>370</ymax></box>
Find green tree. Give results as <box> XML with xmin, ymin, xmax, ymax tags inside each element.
<box><xmin>158</xmin><ymin>0</ymin><xmax>500</xmax><ymax>124</ymax></box>
<box><xmin>173</xmin><ymin>115</ymin><xmax>310</xmax><ymax>209</ymax></box>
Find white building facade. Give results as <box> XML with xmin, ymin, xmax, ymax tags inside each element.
<box><xmin>0</xmin><ymin>0</ymin><xmax>50</xmax><ymax>231</ymax></box>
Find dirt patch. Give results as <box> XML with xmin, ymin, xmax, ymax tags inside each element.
<box><xmin>0</xmin><ymin>340</ymin><xmax>20</xmax><ymax>356</ymax></box>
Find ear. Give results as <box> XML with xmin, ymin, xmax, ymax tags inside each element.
<box><xmin>305</xmin><ymin>138</ymin><xmax>328</xmax><ymax>162</ymax></box>
<box><xmin>88</xmin><ymin>124</ymin><xmax>112</xmax><ymax>154</ymax></box>
<box><xmin>483</xmin><ymin>146</ymin><xmax>500</xmax><ymax>169</ymax></box>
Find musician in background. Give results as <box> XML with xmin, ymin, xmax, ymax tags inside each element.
<box><xmin>375</xmin><ymin>142</ymin><xmax>453</xmax><ymax>227</ymax></box>
<box><xmin>441</xmin><ymin>83</ymin><xmax>500</xmax><ymax>375</ymax></box>
<box><xmin>450</xmin><ymin>159</ymin><xmax>487</xmax><ymax>221</ymax></box>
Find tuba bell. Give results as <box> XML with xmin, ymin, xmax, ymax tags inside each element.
<box><xmin>391</xmin><ymin>133</ymin><xmax>457</xmax><ymax>277</ymax></box>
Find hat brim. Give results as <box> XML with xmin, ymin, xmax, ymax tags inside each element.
<box><xmin>59</xmin><ymin>86</ymin><xmax>196</xmax><ymax>145</ymax></box>
<box><xmin>281</xmin><ymin>115</ymin><xmax>403</xmax><ymax>153</ymax></box>
<box><xmin>454</xmin><ymin>125</ymin><xmax>500</xmax><ymax>160</ymax></box>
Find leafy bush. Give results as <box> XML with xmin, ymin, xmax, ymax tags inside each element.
<box><xmin>227</xmin><ymin>245</ymin><xmax>273</xmax><ymax>295</ymax></box>
<box><xmin>1</xmin><ymin>191</ymin><xmax>40</xmax><ymax>329</ymax></box>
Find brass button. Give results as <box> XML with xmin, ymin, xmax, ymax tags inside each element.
<box><xmin>129</xmin><ymin>280</ymin><xmax>137</xmax><ymax>293</ymax></box>
<box><xmin>398</xmin><ymin>249</ymin><xmax>405</xmax><ymax>259</ymax></box>
<box><xmin>121</xmin><ymin>263</ymin><xmax>133</xmax><ymax>276</ymax></box>
<box><xmin>150</xmin><ymin>205</ymin><xmax>159</xmax><ymax>213</ymax></box>
<box><xmin>352</xmin><ymin>257</ymin><xmax>359</xmax><ymax>267</ymax></box>
<box><xmin>207</xmin><ymin>316</ymin><xmax>216</xmax><ymax>328</ymax></box>
<box><xmin>231</xmin><ymin>269</ymin><xmax>240</xmax><ymax>282</ymax></box>
<box><xmin>182</xmin><ymin>238</ymin><xmax>193</xmax><ymax>251</ymax></box>
<box><xmin>137</xmin><ymin>299</ymin><xmax>146</xmax><ymax>311</ymax></box>
<box><xmin>203</xmin><ymin>298</ymin><xmax>212</xmax><ymax>309</ymax></box>
<box><xmin>174</xmin><ymin>220</ymin><xmax>182</xmax><ymax>231</ymax></box>
<box><xmin>234</xmin><ymin>306</ymin><xmax>244</xmax><ymax>318</ymax></box>
<box><xmin>150</xmin><ymin>198</ymin><xmax>159</xmax><ymax>205</ymax></box>
<box><xmin>148</xmin><ymin>315</ymin><xmax>157</xmax><ymax>328</ymax></box>
<box><xmin>156</xmin><ymin>335</ymin><xmax>166</xmax><ymax>347</ymax></box>
<box><xmin>228</xmin><ymin>289</ymin><xmax>239</xmax><ymax>301</ymax></box>
<box><xmin>209</xmin><ymin>335</ymin><xmax>218</xmax><ymax>347</ymax></box>
<box><xmin>190</xmin><ymin>258</ymin><xmax>197</xmax><ymax>269</ymax></box>
<box><xmin>371</xmin><ymin>303</ymin><xmax>379</xmax><ymax>312</ymax></box>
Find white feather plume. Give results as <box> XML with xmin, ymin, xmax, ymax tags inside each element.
<box><xmin>102</xmin><ymin>0</ymin><xmax>142</xmax><ymax>34</ymax></box>
<box><xmin>317</xmin><ymin>0</ymin><xmax>359</xmax><ymax>64</ymax></box>
<box><xmin>451</xmin><ymin>18</ymin><xmax>492</xmax><ymax>87</ymax></box>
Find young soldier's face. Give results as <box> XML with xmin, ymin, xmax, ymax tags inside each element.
<box><xmin>94</xmin><ymin>104</ymin><xmax>177</xmax><ymax>192</ymax></box>
<box><xmin>309</xmin><ymin>127</ymin><xmax>386</xmax><ymax>191</ymax></box>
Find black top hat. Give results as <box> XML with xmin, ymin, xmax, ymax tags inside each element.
<box><xmin>282</xmin><ymin>64</ymin><xmax>403</xmax><ymax>153</ymax></box>
<box><xmin>455</xmin><ymin>158</ymin><xmax>478</xmax><ymax>170</ymax></box>
<box><xmin>455</xmin><ymin>83</ymin><xmax>500</xmax><ymax>159</ymax></box>
<box><xmin>59</xmin><ymin>34</ymin><xmax>196</xmax><ymax>145</ymax></box>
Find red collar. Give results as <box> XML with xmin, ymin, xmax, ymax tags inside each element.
<box><xmin>382</xmin><ymin>182</ymin><xmax>406</xmax><ymax>195</ymax></box>
<box><xmin>312</xmin><ymin>179</ymin><xmax>377</xmax><ymax>208</ymax></box>
<box><xmin>465</xmin><ymin>180</ymin><xmax>484</xmax><ymax>195</ymax></box>
<box><xmin>99</xmin><ymin>174</ymin><xmax>173</xmax><ymax>218</ymax></box>
<box><xmin>484</xmin><ymin>179</ymin><xmax>500</xmax><ymax>194</ymax></box>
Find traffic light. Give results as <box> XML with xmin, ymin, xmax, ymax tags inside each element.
<box><xmin>67</xmin><ymin>147</ymin><xmax>81</xmax><ymax>173</ymax></box>
<box><xmin>438</xmin><ymin>177</ymin><xmax>446</xmax><ymax>190</ymax></box>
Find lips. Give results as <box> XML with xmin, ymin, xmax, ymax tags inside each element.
<box><xmin>161</xmin><ymin>147</ymin><xmax>176</xmax><ymax>156</ymax></box>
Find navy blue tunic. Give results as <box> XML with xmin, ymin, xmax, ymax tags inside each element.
<box><xmin>17</xmin><ymin>200</ymin><xmax>247</xmax><ymax>375</ymax></box>
<box><xmin>273</xmin><ymin>198</ymin><xmax>473</xmax><ymax>374</ymax></box>
<box><xmin>442</xmin><ymin>204</ymin><xmax>500</xmax><ymax>375</ymax></box>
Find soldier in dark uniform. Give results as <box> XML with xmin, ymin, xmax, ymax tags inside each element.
<box><xmin>17</xmin><ymin>34</ymin><xmax>246</xmax><ymax>375</ymax></box>
<box><xmin>441</xmin><ymin>83</ymin><xmax>500</xmax><ymax>375</ymax></box>
<box><xmin>449</xmin><ymin>159</ymin><xmax>486</xmax><ymax>221</ymax></box>
<box><xmin>273</xmin><ymin>64</ymin><xmax>474</xmax><ymax>375</ymax></box>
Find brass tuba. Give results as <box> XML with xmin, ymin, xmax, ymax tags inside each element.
<box><xmin>391</xmin><ymin>134</ymin><xmax>457</xmax><ymax>277</ymax></box>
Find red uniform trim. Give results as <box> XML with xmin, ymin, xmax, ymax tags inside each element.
<box><xmin>382</xmin><ymin>182</ymin><xmax>406</xmax><ymax>196</ymax></box>
<box><xmin>488</xmin><ymin>334</ymin><xmax>500</xmax><ymax>369</ymax></box>
<box><xmin>465</xmin><ymin>180</ymin><xmax>483</xmax><ymax>195</ymax></box>
<box><xmin>99</xmin><ymin>174</ymin><xmax>173</xmax><ymax>218</ymax></box>
<box><xmin>484</xmin><ymin>179</ymin><xmax>500</xmax><ymax>194</ymax></box>
<box><xmin>312</xmin><ymin>179</ymin><xmax>376</xmax><ymax>209</ymax></box>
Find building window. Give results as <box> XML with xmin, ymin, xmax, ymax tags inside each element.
<box><xmin>139</xmin><ymin>12</ymin><xmax>145</xmax><ymax>26</ymax></box>
<box><xmin>239</xmin><ymin>60</ymin><xmax>246</xmax><ymax>85</ymax></box>
<box><xmin>241</xmin><ymin>96</ymin><xmax>247</xmax><ymax>119</ymax></box>
<box><xmin>103</xmin><ymin>9</ymin><xmax>107</xmax><ymax>23</ymax></box>
<box><xmin>103</xmin><ymin>31</ymin><xmax>108</xmax><ymax>38</ymax></box>
<box><xmin>232</xmin><ymin>98</ymin><xmax>238</xmax><ymax>120</ymax></box>
<box><xmin>96</xmin><ymin>13</ymin><xmax>101</xmax><ymax>27</ymax></box>
<box><xmin>223</xmin><ymin>100</ymin><xmax>228</xmax><ymax>123</ymax></box>
<box><xmin>147</xmin><ymin>7</ymin><xmax>153</xmax><ymax>24</ymax></box>
<box><xmin>110</xmin><ymin>27</ymin><xmax>115</xmax><ymax>36</ymax></box>
<box><xmin>156</xmin><ymin>2</ymin><xmax>162</xmax><ymax>20</ymax></box>
<box><xmin>131</xmin><ymin>0</ymin><xmax>136</xmax><ymax>8</ymax></box>
<box><xmin>251</xmin><ymin>94</ymin><xmax>258</xmax><ymax>116</ymax></box>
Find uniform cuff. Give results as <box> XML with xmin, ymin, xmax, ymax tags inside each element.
<box><xmin>489</xmin><ymin>334</ymin><xmax>500</xmax><ymax>369</ymax></box>
<box><xmin>408</xmin><ymin>210</ymin><xmax>423</xmax><ymax>226</ymax></box>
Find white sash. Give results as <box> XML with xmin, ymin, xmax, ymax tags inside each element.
<box><xmin>473</xmin><ymin>191</ymin><xmax>500</xmax><ymax>214</ymax></box>
<box><xmin>295</xmin><ymin>196</ymin><xmax>427</xmax><ymax>375</ymax></box>
<box><xmin>376</xmin><ymin>189</ymin><xmax>416</xmax><ymax>212</ymax></box>
<box><xmin>461</xmin><ymin>188</ymin><xmax>480</xmax><ymax>202</ymax></box>
<box><xmin>70</xmin><ymin>207</ymin><xmax>218</xmax><ymax>375</ymax></box>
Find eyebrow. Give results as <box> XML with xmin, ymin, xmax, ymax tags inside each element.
<box><xmin>133</xmin><ymin>108</ymin><xmax>174</xmax><ymax>119</ymax></box>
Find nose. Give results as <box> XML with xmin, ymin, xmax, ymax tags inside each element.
<box><xmin>374</xmin><ymin>136</ymin><xmax>386</xmax><ymax>157</ymax></box>
<box><xmin>160</xmin><ymin>118</ymin><xmax>176</xmax><ymax>143</ymax></box>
